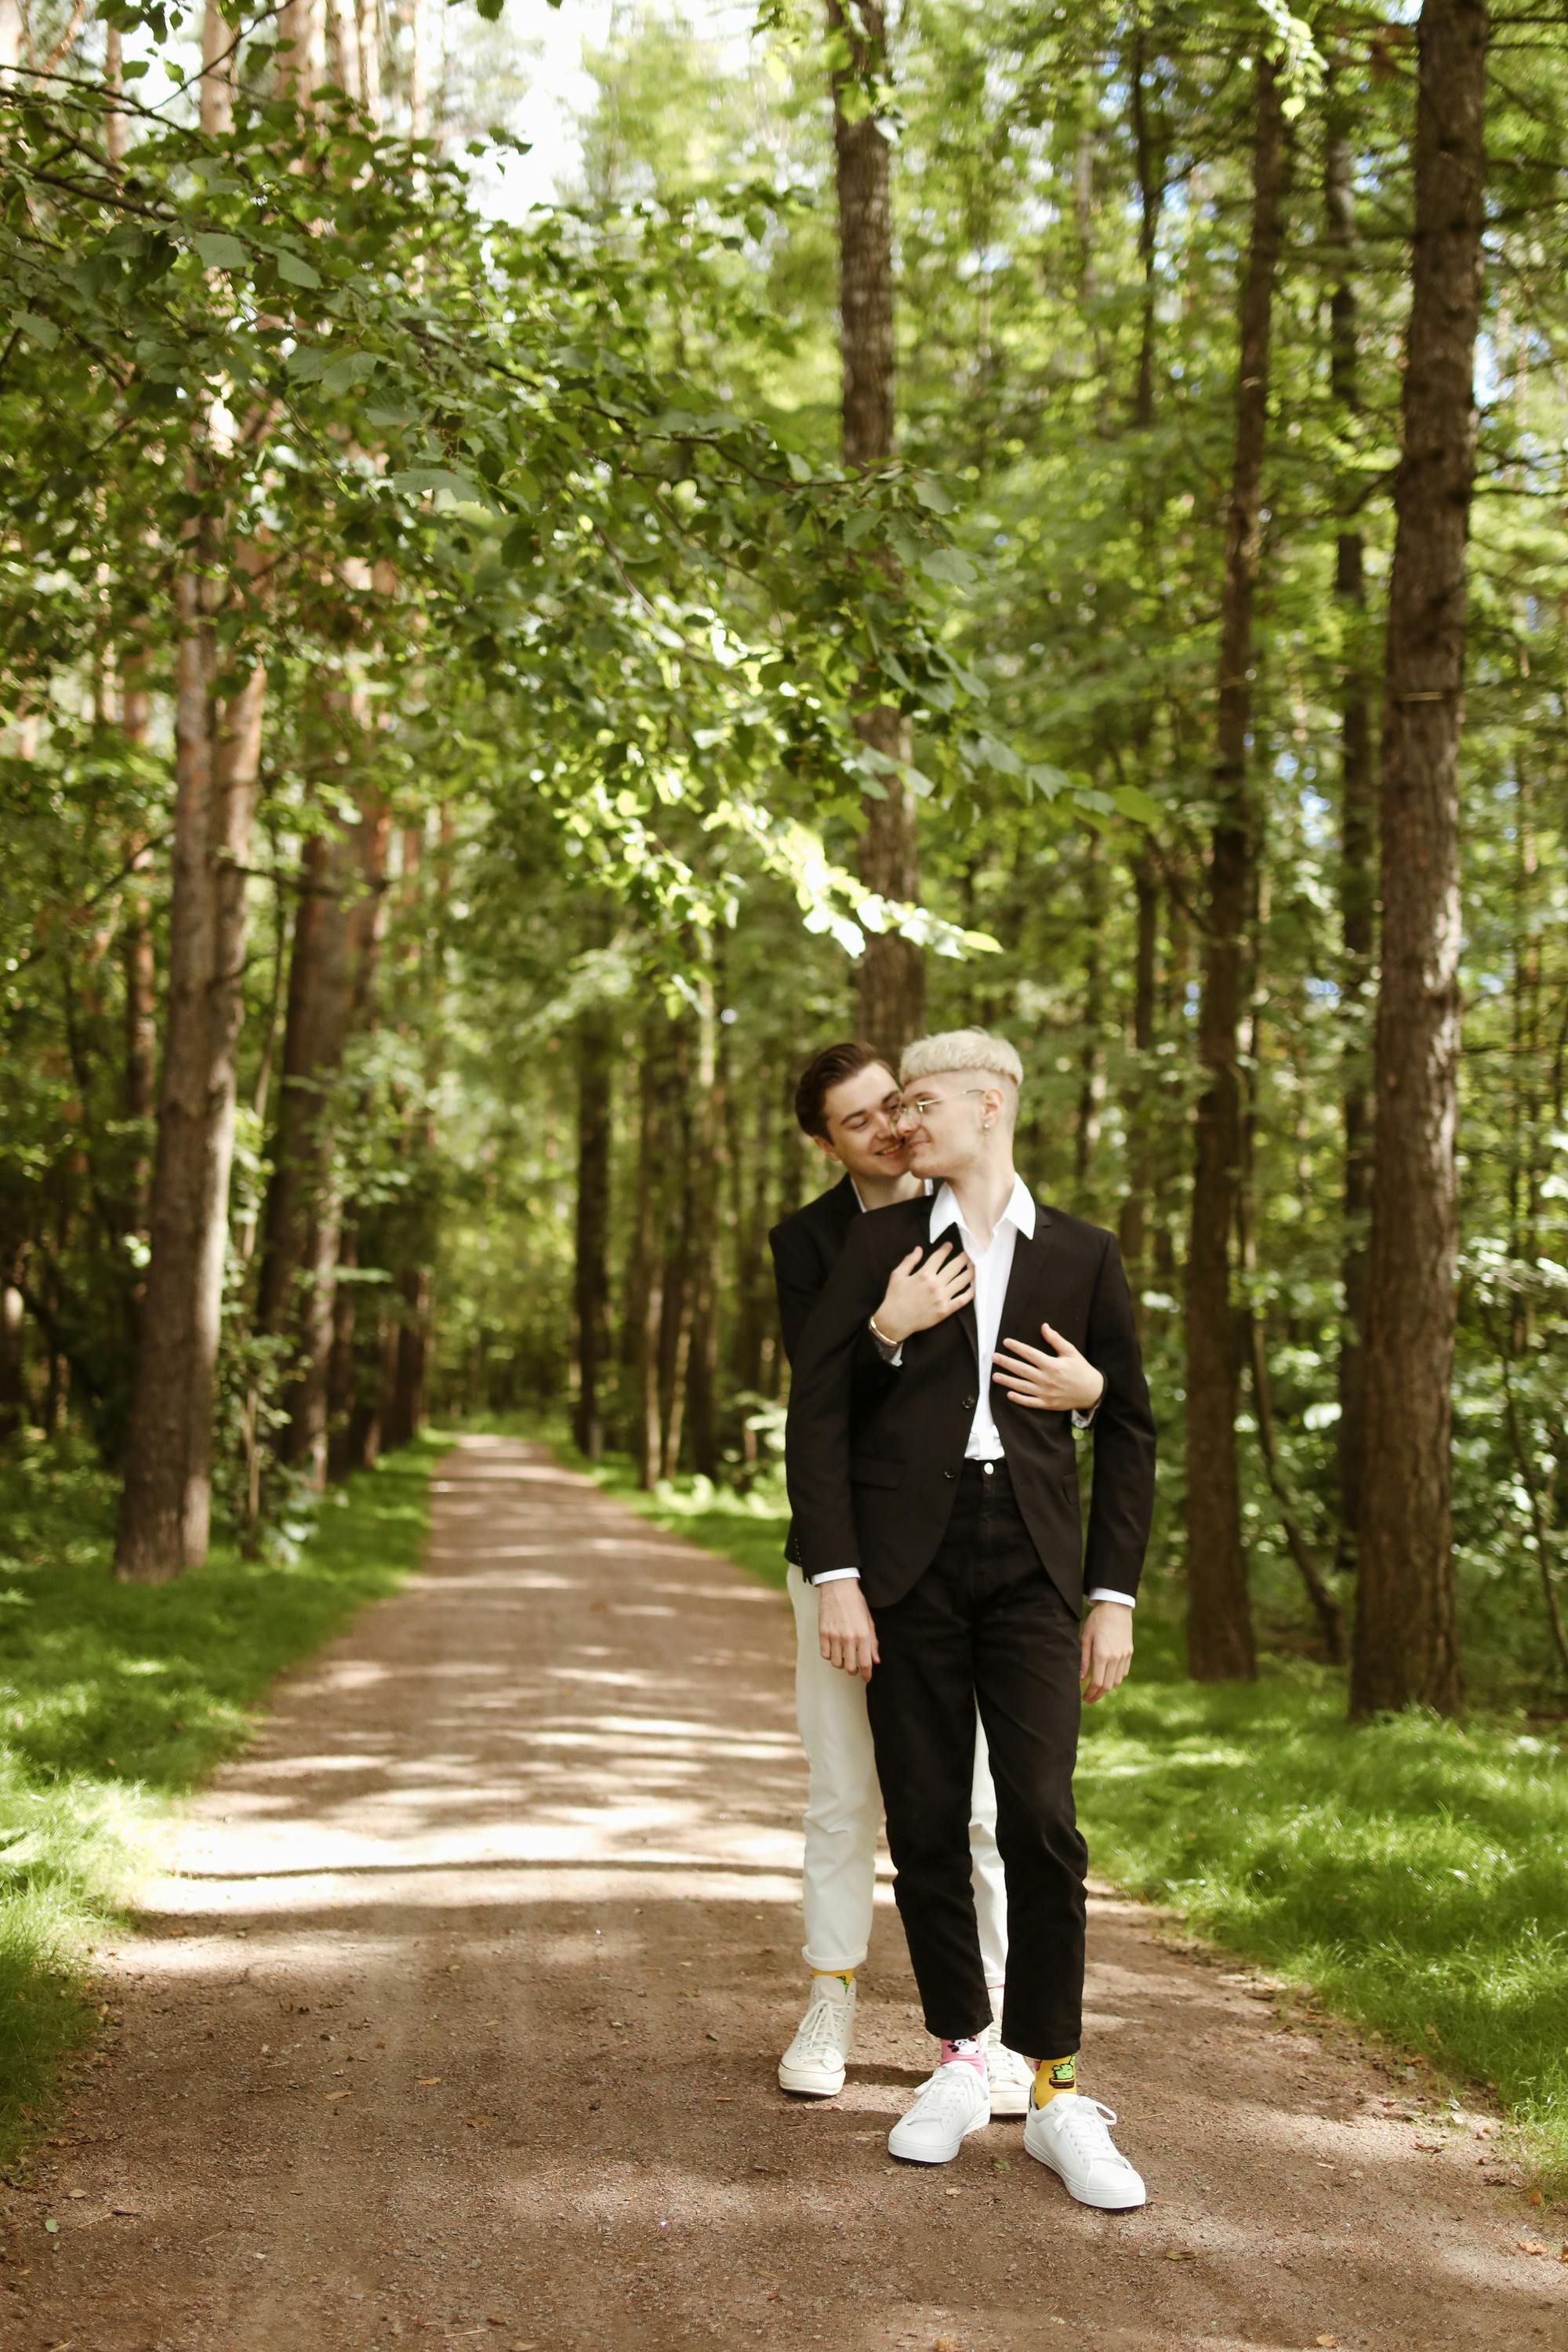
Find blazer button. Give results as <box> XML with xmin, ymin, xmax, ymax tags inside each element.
<box><xmin>961</xmin><ymin>1394</ymin><xmax>976</xmax><ymax>1412</ymax></box>
<box><xmin>943</xmin><ymin>1468</ymin><xmax>957</xmax><ymax>1481</ymax></box>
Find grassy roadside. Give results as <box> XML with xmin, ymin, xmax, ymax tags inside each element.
<box><xmin>559</xmin><ymin>1435</ymin><xmax>1568</xmax><ymax>2198</ymax></box>
<box><xmin>0</xmin><ymin>1431</ymin><xmax>445</xmax><ymax>2165</ymax></box>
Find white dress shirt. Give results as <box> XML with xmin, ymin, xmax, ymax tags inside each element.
<box><xmin>815</xmin><ymin>1174</ymin><xmax>1135</xmax><ymax>1609</ymax></box>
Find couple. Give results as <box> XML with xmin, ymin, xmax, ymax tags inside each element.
<box><xmin>768</xmin><ymin>1030</ymin><xmax>1156</xmax><ymax>2208</ymax></box>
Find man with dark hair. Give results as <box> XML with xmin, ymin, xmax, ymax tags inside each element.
<box><xmin>767</xmin><ymin>1041</ymin><xmax>1036</xmax><ymax>2119</ymax></box>
<box><xmin>787</xmin><ymin>1029</ymin><xmax>1154</xmax><ymax>2207</ymax></box>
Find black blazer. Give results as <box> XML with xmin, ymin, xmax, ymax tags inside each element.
<box><xmin>768</xmin><ymin>1174</ymin><xmax>862</xmax><ymax>1367</ymax></box>
<box><xmin>785</xmin><ymin>1187</ymin><xmax>1155</xmax><ymax>1613</ymax></box>
<box><xmin>769</xmin><ymin>1174</ymin><xmax>898</xmax><ymax>1568</ymax></box>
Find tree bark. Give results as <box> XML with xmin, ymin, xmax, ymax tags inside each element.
<box><xmin>1117</xmin><ymin>847</ymin><xmax>1159</xmax><ymax>1316</ymax></box>
<box><xmin>572</xmin><ymin>1007</ymin><xmax>614</xmax><ymax>1461</ymax></box>
<box><xmin>828</xmin><ymin>0</ymin><xmax>924</xmax><ymax>1059</ymax></box>
<box><xmin>1183</xmin><ymin>50</ymin><xmax>1285</xmax><ymax>1682</ymax></box>
<box><xmin>0</xmin><ymin>1247</ymin><xmax>24</xmax><ymax>1439</ymax></box>
<box><xmin>1351</xmin><ymin>0</ymin><xmax>1489</xmax><ymax>1721</ymax></box>
<box><xmin>114</xmin><ymin>556</ymin><xmax>265</xmax><ymax>1581</ymax></box>
<box><xmin>119</xmin><ymin>666</ymin><xmax>157</xmax><ymax>1248</ymax></box>
<box><xmin>1326</xmin><ymin>75</ymin><xmax>1376</xmax><ymax>1572</ymax></box>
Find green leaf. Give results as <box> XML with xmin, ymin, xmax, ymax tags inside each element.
<box><xmin>392</xmin><ymin>466</ymin><xmax>486</xmax><ymax>504</ymax></box>
<box><xmin>913</xmin><ymin>474</ymin><xmax>956</xmax><ymax>514</ymax></box>
<box><xmin>510</xmin><ymin>467</ymin><xmax>540</xmax><ymax>507</ymax></box>
<box><xmin>193</xmin><ymin>233</ymin><xmax>249</xmax><ymax>273</ymax></box>
<box><xmin>1110</xmin><ymin>782</ymin><xmax>1162</xmax><ymax>826</ymax></box>
<box><xmin>273</xmin><ymin>250</ymin><xmax>323</xmax><ymax>291</ymax></box>
<box><xmin>321</xmin><ymin>350</ymin><xmax>380</xmax><ymax>394</ymax></box>
<box><xmin>919</xmin><ymin>546</ymin><xmax>977</xmax><ymax>590</ymax></box>
<box><xmin>15</xmin><ymin>314</ymin><xmax>59</xmax><ymax>350</ymax></box>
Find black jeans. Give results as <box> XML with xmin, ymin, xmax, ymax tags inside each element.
<box><xmin>864</xmin><ymin>1459</ymin><xmax>1087</xmax><ymax>2060</ymax></box>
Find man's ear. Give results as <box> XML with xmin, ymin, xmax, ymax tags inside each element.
<box><xmin>811</xmin><ymin>1133</ymin><xmax>841</xmax><ymax>1165</ymax></box>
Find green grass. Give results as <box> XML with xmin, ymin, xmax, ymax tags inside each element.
<box><xmin>559</xmin><ymin>1433</ymin><xmax>1568</xmax><ymax>2198</ymax></box>
<box><xmin>0</xmin><ymin>1431</ymin><xmax>444</xmax><ymax>2165</ymax></box>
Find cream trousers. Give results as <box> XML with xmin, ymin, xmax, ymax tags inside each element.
<box><xmin>786</xmin><ymin>1565</ymin><xmax>1007</xmax><ymax>1984</ymax></box>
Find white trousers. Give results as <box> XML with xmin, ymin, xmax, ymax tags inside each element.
<box><xmin>786</xmin><ymin>1565</ymin><xmax>1008</xmax><ymax>1986</ymax></box>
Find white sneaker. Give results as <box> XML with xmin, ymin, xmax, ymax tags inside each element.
<box><xmin>1025</xmin><ymin>2093</ymin><xmax>1146</xmax><ymax>2209</ymax></box>
<box><xmin>984</xmin><ymin>2027</ymin><xmax>1035</xmax><ymax>2119</ymax></box>
<box><xmin>887</xmin><ymin>2060</ymin><xmax>991</xmax><ymax>2165</ymax></box>
<box><xmin>778</xmin><ymin>1977</ymin><xmax>855</xmax><ymax>2096</ymax></box>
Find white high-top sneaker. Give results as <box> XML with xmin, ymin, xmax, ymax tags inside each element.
<box><xmin>984</xmin><ymin>2027</ymin><xmax>1036</xmax><ymax>2118</ymax></box>
<box><xmin>777</xmin><ymin>1976</ymin><xmax>855</xmax><ymax>2096</ymax></box>
<box><xmin>1025</xmin><ymin>2093</ymin><xmax>1147</xmax><ymax>2209</ymax></box>
<box><xmin>983</xmin><ymin>1992</ymin><xmax>1034</xmax><ymax>2118</ymax></box>
<box><xmin>887</xmin><ymin>2057</ymin><xmax>991</xmax><ymax>2164</ymax></box>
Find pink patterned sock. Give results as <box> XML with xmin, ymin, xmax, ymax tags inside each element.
<box><xmin>938</xmin><ymin>2036</ymin><xmax>986</xmax><ymax>2075</ymax></box>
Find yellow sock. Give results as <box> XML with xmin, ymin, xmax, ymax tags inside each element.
<box><xmin>811</xmin><ymin>1969</ymin><xmax>854</xmax><ymax>1991</ymax></box>
<box><xmin>1033</xmin><ymin>2053</ymin><xmax>1078</xmax><ymax>2107</ymax></box>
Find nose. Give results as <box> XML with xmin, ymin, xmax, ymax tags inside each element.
<box><xmin>892</xmin><ymin>1105</ymin><xmax>920</xmax><ymax>1132</ymax></box>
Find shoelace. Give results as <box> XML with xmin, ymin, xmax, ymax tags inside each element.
<box><xmin>912</xmin><ymin>2063</ymin><xmax>986</xmax><ymax>2123</ymax></box>
<box><xmin>1051</xmin><ymin>2096</ymin><xmax>1134</xmax><ymax>2168</ymax></box>
<box><xmin>795</xmin><ymin>1994</ymin><xmax>851</xmax><ymax>2060</ymax></box>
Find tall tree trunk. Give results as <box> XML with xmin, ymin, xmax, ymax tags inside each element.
<box><xmin>1183</xmin><ymin>49</ymin><xmax>1284</xmax><ymax>1682</ymax></box>
<box><xmin>1074</xmin><ymin>837</ymin><xmax>1106</xmax><ymax>1200</ymax></box>
<box><xmin>0</xmin><ymin>1247</ymin><xmax>24</xmax><ymax>1439</ymax></box>
<box><xmin>829</xmin><ymin>0</ymin><xmax>924</xmax><ymax>1059</ymax></box>
<box><xmin>627</xmin><ymin>1013</ymin><xmax>668</xmax><ymax>1490</ymax></box>
<box><xmin>572</xmin><ymin>1006</ymin><xmax>614</xmax><ymax>1461</ymax></box>
<box><xmin>1326</xmin><ymin>74</ymin><xmax>1376</xmax><ymax>1573</ymax></box>
<box><xmin>1118</xmin><ymin>848</ymin><xmax>1159</xmax><ymax>1317</ymax></box>
<box><xmin>114</xmin><ymin>557</ymin><xmax>265</xmax><ymax>1581</ymax></box>
<box><xmin>684</xmin><ymin>980</ymin><xmax>723</xmax><ymax>1479</ymax></box>
<box><xmin>119</xmin><ymin>666</ymin><xmax>157</xmax><ymax>1247</ymax></box>
<box><xmin>254</xmin><ymin>818</ymin><xmax>355</xmax><ymax>1479</ymax></box>
<box><xmin>1351</xmin><ymin>0</ymin><xmax>1489</xmax><ymax>1720</ymax></box>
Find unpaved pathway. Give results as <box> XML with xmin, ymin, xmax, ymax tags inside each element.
<box><xmin>5</xmin><ymin>1436</ymin><xmax>1563</xmax><ymax>2352</ymax></box>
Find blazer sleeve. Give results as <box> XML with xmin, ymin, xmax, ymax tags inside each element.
<box><xmin>1081</xmin><ymin>1233</ymin><xmax>1157</xmax><ymax>1600</ymax></box>
<box><xmin>784</xmin><ymin>1215</ymin><xmax>887</xmax><ymax>1580</ymax></box>
<box><xmin>768</xmin><ymin>1217</ymin><xmax>823</xmax><ymax>1369</ymax></box>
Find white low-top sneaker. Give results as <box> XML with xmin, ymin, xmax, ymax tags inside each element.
<box><xmin>984</xmin><ymin>2028</ymin><xmax>1035</xmax><ymax>2119</ymax></box>
<box><xmin>1025</xmin><ymin>2094</ymin><xmax>1146</xmax><ymax>2209</ymax></box>
<box><xmin>778</xmin><ymin>1978</ymin><xmax>855</xmax><ymax>2096</ymax></box>
<box><xmin>887</xmin><ymin>2060</ymin><xmax>991</xmax><ymax>2165</ymax></box>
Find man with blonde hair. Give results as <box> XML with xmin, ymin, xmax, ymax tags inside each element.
<box><xmin>786</xmin><ymin>1029</ymin><xmax>1156</xmax><ymax>2207</ymax></box>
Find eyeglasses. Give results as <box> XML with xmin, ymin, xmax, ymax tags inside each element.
<box><xmin>894</xmin><ymin>1087</ymin><xmax>989</xmax><ymax>1129</ymax></box>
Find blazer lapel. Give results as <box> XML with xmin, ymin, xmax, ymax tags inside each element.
<box><xmin>924</xmin><ymin>1197</ymin><xmax>978</xmax><ymax>1363</ymax></box>
<box><xmin>996</xmin><ymin>1194</ymin><xmax>1060</xmax><ymax>1356</ymax></box>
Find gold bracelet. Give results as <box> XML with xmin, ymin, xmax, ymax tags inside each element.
<box><xmin>869</xmin><ymin>1316</ymin><xmax>899</xmax><ymax>1348</ymax></box>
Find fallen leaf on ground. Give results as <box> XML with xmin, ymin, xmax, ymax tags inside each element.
<box><xmin>465</xmin><ymin>2114</ymin><xmax>497</xmax><ymax>2130</ymax></box>
<box><xmin>1316</xmin><ymin>2337</ymin><xmax>1338</xmax><ymax>2347</ymax></box>
<box><xmin>324</xmin><ymin>2091</ymin><xmax>352</xmax><ymax>2102</ymax></box>
<box><xmin>934</xmin><ymin>2339</ymin><xmax>960</xmax><ymax>2351</ymax></box>
<box><xmin>416</xmin><ymin>2076</ymin><xmax>441</xmax><ymax>2086</ymax></box>
<box><xmin>1164</xmin><ymin>2248</ymin><xmax>1195</xmax><ymax>2262</ymax></box>
<box><xmin>1517</xmin><ymin>2240</ymin><xmax>1547</xmax><ymax>2256</ymax></box>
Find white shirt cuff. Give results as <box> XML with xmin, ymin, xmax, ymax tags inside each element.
<box><xmin>1085</xmin><ymin>1587</ymin><xmax>1135</xmax><ymax>1608</ymax></box>
<box><xmin>1071</xmin><ymin>1401</ymin><xmax>1099</xmax><ymax>1429</ymax></box>
<box><xmin>814</xmin><ymin>1568</ymin><xmax>862</xmax><ymax>1584</ymax></box>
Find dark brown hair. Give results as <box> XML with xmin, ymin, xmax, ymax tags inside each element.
<box><xmin>794</xmin><ymin>1040</ymin><xmax>895</xmax><ymax>1140</ymax></box>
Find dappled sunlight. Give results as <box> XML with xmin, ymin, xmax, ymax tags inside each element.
<box><xmin>22</xmin><ymin>1440</ymin><xmax>1555</xmax><ymax>2352</ymax></box>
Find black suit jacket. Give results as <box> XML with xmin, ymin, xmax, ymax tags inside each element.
<box><xmin>768</xmin><ymin>1174</ymin><xmax>862</xmax><ymax>1367</ymax></box>
<box><xmin>785</xmin><ymin>1188</ymin><xmax>1156</xmax><ymax>1613</ymax></box>
<box><xmin>769</xmin><ymin>1174</ymin><xmax>897</xmax><ymax>1568</ymax></box>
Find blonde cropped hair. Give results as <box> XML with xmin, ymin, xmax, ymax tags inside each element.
<box><xmin>899</xmin><ymin>1029</ymin><xmax>1024</xmax><ymax>1093</ymax></box>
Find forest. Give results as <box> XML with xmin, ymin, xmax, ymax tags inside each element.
<box><xmin>3</xmin><ymin>0</ymin><xmax>1566</xmax><ymax>1737</ymax></box>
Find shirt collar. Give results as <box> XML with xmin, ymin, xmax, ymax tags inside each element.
<box><xmin>930</xmin><ymin>1171</ymin><xmax>1036</xmax><ymax>1244</ymax></box>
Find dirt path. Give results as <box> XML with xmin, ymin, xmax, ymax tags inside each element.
<box><xmin>5</xmin><ymin>1436</ymin><xmax>1562</xmax><ymax>2352</ymax></box>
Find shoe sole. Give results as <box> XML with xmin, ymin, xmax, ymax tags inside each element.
<box><xmin>887</xmin><ymin>2107</ymin><xmax>992</xmax><ymax>2165</ymax></box>
<box><xmin>777</xmin><ymin>2063</ymin><xmax>846</xmax><ymax>2097</ymax></box>
<box><xmin>1025</xmin><ymin>2137</ymin><xmax>1146</xmax><ymax>2209</ymax></box>
<box><xmin>986</xmin><ymin>2082</ymin><xmax>1032</xmax><ymax>2119</ymax></box>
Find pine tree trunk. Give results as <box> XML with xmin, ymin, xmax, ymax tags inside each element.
<box><xmin>119</xmin><ymin>666</ymin><xmax>157</xmax><ymax>1247</ymax></box>
<box><xmin>0</xmin><ymin>1246</ymin><xmax>24</xmax><ymax>1439</ymax></box>
<box><xmin>1074</xmin><ymin>838</ymin><xmax>1106</xmax><ymax>1200</ymax></box>
<box><xmin>829</xmin><ymin>0</ymin><xmax>924</xmax><ymax>1059</ymax></box>
<box><xmin>1351</xmin><ymin>0</ymin><xmax>1489</xmax><ymax>1721</ymax></box>
<box><xmin>1326</xmin><ymin>79</ymin><xmax>1377</xmax><ymax>1573</ymax></box>
<box><xmin>1117</xmin><ymin>847</ymin><xmax>1159</xmax><ymax>1318</ymax></box>
<box><xmin>572</xmin><ymin>1007</ymin><xmax>614</xmax><ymax>1461</ymax></box>
<box><xmin>255</xmin><ymin>819</ymin><xmax>355</xmax><ymax>1482</ymax></box>
<box><xmin>1183</xmin><ymin>50</ymin><xmax>1284</xmax><ymax>1682</ymax></box>
<box><xmin>114</xmin><ymin>558</ymin><xmax>265</xmax><ymax>1581</ymax></box>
